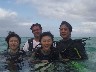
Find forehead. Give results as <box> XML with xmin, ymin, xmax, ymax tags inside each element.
<box><xmin>41</xmin><ymin>36</ymin><xmax>52</xmax><ymax>40</ymax></box>
<box><xmin>60</xmin><ymin>24</ymin><xmax>69</xmax><ymax>29</ymax></box>
<box><xmin>32</xmin><ymin>26</ymin><xmax>40</xmax><ymax>29</ymax></box>
<box><xmin>9</xmin><ymin>37</ymin><xmax>19</xmax><ymax>40</ymax></box>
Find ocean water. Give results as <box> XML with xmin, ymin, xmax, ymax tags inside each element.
<box><xmin>0</xmin><ymin>37</ymin><xmax>96</xmax><ymax>72</ymax></box>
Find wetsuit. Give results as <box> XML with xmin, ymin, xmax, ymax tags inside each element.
<box><xmin>34</xmin><ymin>47</ymin><xmax>59</xmax><ymax>62</ymax></box>
<box><xmin>57</xmin><ymin>38</ymin><xmax>88</xmax><ymax>60</ymax></box>
<box><xmin>3</xmin><ymin>49</ymin><xmax>26</xmax><ymax>71</ymax></box>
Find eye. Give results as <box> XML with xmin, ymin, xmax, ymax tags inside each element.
<box><xmin>64</xmin><ymin>28</ymin><xmax>67</xmax><ymax>31</ymax></box>
<box><xmin>60</xmin><ymin>28</ymin><xmax>63</xmax><ymax>31</ymax></box>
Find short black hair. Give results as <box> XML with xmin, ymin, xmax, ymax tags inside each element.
<box><xmin>5</xmin><ymin>31</ymin><xmax>21</xmax><ymax>49</ymax></box>
<box><xmin>39</xmin><ymin>31</ymin><xmax>54</xmax><ymax>42</ymax></box>
<box><xmin>30</xmin><ymin>23</ymin><xmax>42</xmax><ymax>30</ymax></box>
<box><xmin>60</xmin><ymin>21</ymin><xmax>72</xmax><ymax>32</ymax></box>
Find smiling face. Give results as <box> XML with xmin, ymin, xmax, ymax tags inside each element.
<box><xmin>59</xmin><ymin>24</ymin><xmax>71</xmax><ymax>40</ymax></box>
<box><xmin>41</xmin><ymin>36</ymin><xmax>53</xmax><ymax>51</ymax></box>
<box><xmin>32</xmin><ymin>26</ymin><xmax>42</xmax><ymax>38</ymax></box>
<box><xmin>9</xmin><ymin>37</ymin><xmax>19</xmax><ymax>51</ymax></box>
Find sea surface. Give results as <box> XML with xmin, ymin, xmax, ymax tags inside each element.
<box><xmin>0</xmin><ymin>37</ymin><xmax>96</xmax><ymax>72</ymax></box>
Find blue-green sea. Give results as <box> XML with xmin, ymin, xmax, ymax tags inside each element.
<box><xmin>0</xmin><ymin>37</ymin><xmax>96</xmax><ymax>72</ymax></box>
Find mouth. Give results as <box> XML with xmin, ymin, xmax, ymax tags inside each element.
<box><xmin>44</xmin><ymin>46</ymin><xmax>49</xmax><ymax>48</ymax></box>
<box><xmin>43</xmin><ymin>45</ymin><xmax>51</xmax><ymax>49</ymax></box>
<box><xmin>11</xmin><ymin>45</ymin><xmax>17</xmax><ymax>48</ymax></box>
<box><xmin>61</xmin><ymin>33</ymin><xmax>66</xmax><ymax>36</ymax></box>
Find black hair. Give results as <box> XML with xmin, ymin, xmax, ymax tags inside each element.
<box><xmin>5</xmin><ymin>31</ymin><xmax>21</xmax><ymax>49</ymax></box>
<box><xmin>60</xmin><ymin>21</ymin><xmax>72</xmax><ymax>32</ymax></box>
<box><xmin>39</xmin><ymin>31</ymin><xmax>54</xmax><ymax>42</ymax></box>
<box><xmin>30</xmin><ymin>23</ymin><xmax>42</xmax><ymax>30</ymax></box>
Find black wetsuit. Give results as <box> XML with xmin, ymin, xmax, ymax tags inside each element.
<box><xmin>34</xmin><ymin>47</ymin><xmax>59</xmax><ymax>62</ymax></box>
<box><xmin>57</xmin><ymin>38</ymin><xmax>88</xmax><ymax>60</ymax></box>
<box><xmin>6</xmin><ymin>50</ymin><xmax>25</xmax><ymax>62</ymax></box>
<box><xmin>3</xmin><ymin>49</ymin><xmax>26</xmax><ymax>71</ymax></box>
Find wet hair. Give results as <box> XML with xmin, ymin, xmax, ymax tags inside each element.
<box><xmin>5</xmin><ymin>31</ymin><xmax>21</xmax><ymax>49</ymax></box>
<box><xmin>30</xmin><ymin>23</ymin><xmax>42</xmax><ymax>30</ymax></box>
<box><xmin>59</xmin><ymin>21</ymin><xmax>72</xmax><ymax>32</ymax></box>
<box><xmin>39</xmin><ymin>31</ymin><xmax>54</xmax><ymax>42</ymax></box>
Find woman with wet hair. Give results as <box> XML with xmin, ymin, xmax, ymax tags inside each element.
<box><xmin>5</xmin><ymin>31</ymin><xmax>21</xmax><ymax>50</ymax></box>
<box><xmin>4</xmin><ymin>31</ymin><xmax>25</xmax><ymax>71</ymax></box>
<box><xmin>31</xmin><ymin>31</ymin><xmax>59</xmax><ymax>63</ymax></box>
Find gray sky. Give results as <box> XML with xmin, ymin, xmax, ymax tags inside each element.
<box><xmin>0</xmin><ymin>0</ymin><xmax>96</xmax><ymax>37</ymax></box>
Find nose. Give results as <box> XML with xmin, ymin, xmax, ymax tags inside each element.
<box><xmin>12</xmin><ymin>41</ymin><xmax>16</xmax><ymax>44</ymax></box>
<box><xmin>61</xmin><ymin>29</ymin><xmax>66</xmax><ymax>33</ymax></box>
<box><xmin>45</xmin><ymin>41</ymin><xmax>49</xmax><ymax>45</ymax></box>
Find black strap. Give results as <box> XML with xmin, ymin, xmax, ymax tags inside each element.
<box><xmin>53</xmin><ymin>41</ymin><xmax>58</xmax><ymax>48</ymax></box>
<box><xmin>28</xmin><ymin>38</ymin><xmax>34</xmax><ymax>51</ymax></box>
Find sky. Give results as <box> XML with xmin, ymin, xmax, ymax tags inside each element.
<box><xmin>0</xmin><ymin>0</ymin><xmax>96</xmax><ymax>37</ymax></box>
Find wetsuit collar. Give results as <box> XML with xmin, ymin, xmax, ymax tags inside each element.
<box><xmin>62</xmin><ymin>38</ymin><xmax>72</xmax><ymax>43</ymax></box>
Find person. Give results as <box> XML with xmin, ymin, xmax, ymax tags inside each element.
<box><xmin>31</xmin><ymin>32</ymin><xmax>59</xmax><ymax>63</ymax></box>
<box><xmin>57</xmin><ymin>21</ymin><xmax>88</xmax><ymax>61</ymax></box>
<box><xmin>23</xmin><ymin>23</ymin><xmax>42</xmax><ymax>53</ymax></box>
<box><xmin>4</xmin><ymin>31</ymin><xmax>25</xmax><ymax>71</ymax></box>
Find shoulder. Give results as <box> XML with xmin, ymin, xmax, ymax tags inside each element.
<box><xmin>72</xmin><ymin>39</ymin><xmax>85</xmax><ymax>46</ymax></box>
<box><xmin>56</xmin><ymin>39</ymin><xmax>63</xmax><ymax>45</ymax></box>
<box><xmin>72</xmin><ymin>39</ymin><xmax>86</xmax><ymax>51</ymax></box>
<box><xmin>0</xmin><ymin>50</ymin><xmax>8</xmax><ymax>56</ymax></box>
<box><xmin>58</xmin><ymin>39</ymin><xmax>63</xmax><ymax>42</ymax></box>
<box><xmin>73</xmin><ymin>39</ymin><xmax>82</xmax><ymax>43</ymax></box>
<box><xmin>56</xmin><ymin>39</ymin><xmax>64</xmax><ymax>47</ymax></box>
<box><xmin>51</xmin><ymin>47</ymin><xmax>59</xmax><ymax>53</ymax></box>
<box><xmin>35</xmin><ymin>48</ymin><xmax>42</xmax><ymax>56</ymax></box>
<box><xmin>27</xmin><ymin>38</ymin><xmax>34</xmax><ymax>47</ymax></box>
<box><xmin>28</xmin><ymin>38</ymin><xmax>34</xmax><ymax>43</ymax></box>
<box><xmin>19</xmin><ymin>50</ymin><xmax>26</xmax><ymax>55</ymax></box>
<box><xmin>36</xmin><ymin>47</ymin><xmax>41</xmax><ymax>53</ymax></box>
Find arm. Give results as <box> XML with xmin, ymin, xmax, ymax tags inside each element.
<box><xmin>77</xmin><ymin>44</ymin><xmax>88</xmax><ymax>60</ymax></box>
<box><xmin>74</xmin><ymin>40</ymin><xmax>88</xmax><ymax>60</ymax></box>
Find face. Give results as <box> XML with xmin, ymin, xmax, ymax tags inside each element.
<box><xmin>59</xmin><ymin>24</ymin><xmax>71</xmax><ymax>40</ymax></box>
<box><xmin>32</xmin><ymin>26</ymin><xmax>42</xmax><ymax>38</ymax></box>
<box><xmin>41</xmin><ymin>36</ymin><xmax>53</xmax><ymax>51</ymax></box>
<box><xmin>9</xmin><ymin>37</ymin><xmax>19</xmax><ymax>51</ymax></box>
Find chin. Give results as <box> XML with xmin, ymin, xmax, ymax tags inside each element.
<box><xmin>44</xmin><ymin>48</ymin><xmax>50</xmax><ymax>51</ymax></box>
<box><xmin>62</xmin><ymin>36</ymin><xmax>67</xmax><ymax>39</ymax></box>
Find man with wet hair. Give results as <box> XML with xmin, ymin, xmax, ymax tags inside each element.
<box><xmin>23</xmin><ymin>23</ymin><xmax>42</xmax><ymax>52</ymax></box>
<box><xmin>58</xmin><ymin>21</ymin><xmax>88</xmax><ymax>61</ymax></box>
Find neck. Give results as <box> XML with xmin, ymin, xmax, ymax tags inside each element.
<box><xmin>41</xmin><ymin>48</ymin><xmax>51</xmax><ymax>55</ymax></box>
<box><xmin>63</xmin><ymin>37</ymin><xmax>70</xmax><ymax>41</ymax></box>
<box><xmin>10</xmin><ymin>49</ymin><xmax>18</xmax><ymax>54</ymax></box>
<box><xmin>34</xmin><ymin>37</ymin><xmax>40</xmax><ymax>42</ymax></box>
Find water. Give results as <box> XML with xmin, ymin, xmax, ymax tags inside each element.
<box><xmin>0</xmin><ymin>37</ymin><xmax>96</xmax><ymax>72</ymax></box>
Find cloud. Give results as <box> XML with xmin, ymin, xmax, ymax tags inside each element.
<box><xmin>0</xmin><ymin>8</ymin><xmax>33</xmax><ymax>37</ymax></box>
<box><xmin>72</xmin><ymin>22</ymin><xmax>96</xmax><ymax>37</ymax></box>
<box><xmin>42</xmin><ymin>23</ymin><xmax>60</xmax><ymax>37</ymax></box>
<box><xmin>1</xmin><ymin>0</ymin><xmax>96</xmax><ymax>37</ymax></box>
<box><xmin>18</xmin><ymin>22</ymin><xmax>33</xmax><ymax>26</ymax></box>
<box><xmin>0</xmin><ymin>8</ymin><xmax>18</xmax><ymax>28</ymax></box>
<box><xmin>0</xmin><ymin>8</ymin><xmax>32</xmax><ymax>27</ymax></box>
<box><xmin>0</xmin><ymin>8</ymin><xmax>17</xmax><ymax>19</ymax></box>
<box><xmin>16</xmin><ymin>0</ymin><xmax>96</xmax><ymax>22</ymax></box>
<box><xmin>16</xmin><ymin>0</ymin><xmax>96</xmax><ymax>37</ymax></box>
<box><xmin>74</xmin><ymin>22</ymin><xmax>96</xmax><ymax>33</ymax></box>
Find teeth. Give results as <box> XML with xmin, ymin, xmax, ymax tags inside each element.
<box><xmin>45</xmin><ymin>46</ymin><xmax>49</xmax><ymax>48</ymax></box>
